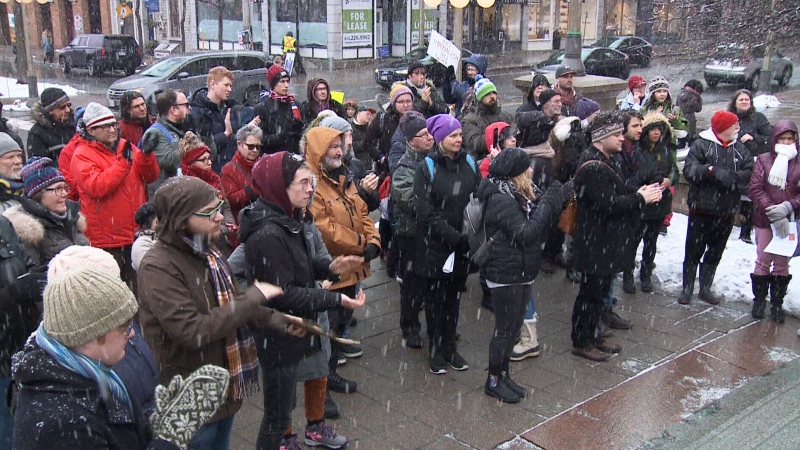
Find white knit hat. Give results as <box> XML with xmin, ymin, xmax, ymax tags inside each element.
<box><xmin>47</xmin><ymin>245</ymin><xmax>121</xmax><ymax>281</ymax></box>
<box><xmin>44</xmin><ymin>268</ymin><xmax>137</xmax><ymax>347</ymax></box>
<box><xmin>82</xmin><ymin>102</ymin><xmax>117</xmax><ymax>129</ymax></box>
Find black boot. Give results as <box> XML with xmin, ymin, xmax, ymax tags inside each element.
<box><xmin>678</xmin><ymin>262</ymin><xmax>697</xmax><ymax>305</ymax></box>
<box><xmin>698</xmin><ymin>263</ymin><xmax>720</xmax><ymax>305</ymax></box>
<box><xmin>622</xmin><ymin>270</ymin><xmax>636</xmax><ymax>294</ymax></box>
<box><xmin>484</xmin><ymin>374</ymin><xmax>520</xmax><ymax>403</ymax></box>
<box><xmin>640</xmin><ymin>262</ymin><xmax>654</xmax><ymax>293</ymax></box>
<box><xmin>770</xmin><ymin>275</ymin><xmax>792</xmax><ymax>323</ymax></box>
<box><xmin>739</xmin><ymin>201</ymin><xmax>754</xmax><ymax>244</ymax></box>
<box><xmin>750</xmin><ymin>273</ymin><xmax>771</xmax><ymax>320</ymax></box>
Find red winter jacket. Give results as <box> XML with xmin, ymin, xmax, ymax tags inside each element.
<box><xmin>118</xmin><ymin>117</ymin><xmax>155</xmax><ymax>148</ymax></box>
<box><xmin>70</xmin><ymin>138</ymin><xmax>159</xmax><ymax>249</ymax></box>
<box><xmin>58</xmin><ymin>134</ymin><xmax>86</xmax><ymax>202</ymax></box>
<box><xmin>220</xmin><ymin>151</ymin><xmax>257</xmax><ymax>224</ymax></box>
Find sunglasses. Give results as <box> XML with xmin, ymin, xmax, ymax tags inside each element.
<box><xmin>242</xmin><ymin>142</ymin><xmax>262</xmax><ymax>151</ymax></box>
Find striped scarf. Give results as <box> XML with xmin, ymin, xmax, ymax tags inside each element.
<box><xmin>35</xmin><ymin>324</ymin><xmax>133</xmax><ymax>414</ymax></box>
<box><xmin>269</xmin><ymin>91</ymin><xmax>302</xmax><ymax>121</ymax></box>
<box><xmin>206</xmin><ymin>247</ymin><xmax>260</xmax><ymax>400</ymax></box>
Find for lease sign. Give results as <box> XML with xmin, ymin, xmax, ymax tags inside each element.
<box><xmin>343</xmin><ymin>0</ymin><xmax>372</xmax><ymax>47</ymax></box>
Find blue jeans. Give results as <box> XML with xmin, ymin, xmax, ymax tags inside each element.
<box><xmin>524</xmin><ymin>294</ymin><xmax>536</xmax><ymax>320</ymax></box>
<box><xmin>0</xmin><ymin>377</ymin><xmax>12</xmax><ymax>450</ymax></box>
<box><xmin>603</xmin><ymin>279</ymin><xmax>616</xmax><ymax>310</ymax></box>
<box><xmin>188</xmin><ymin>415</ymin><xmax>234</xmax><ymax>450</ymax></box>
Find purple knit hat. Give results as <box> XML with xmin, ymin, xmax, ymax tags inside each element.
<box><xmin>20</xmin><ymin>156</ymin><xmax>65</xmax><ymax>198</ymax></box>
<box><xmin>426</xmin><ymin>114</ymin><xmax>461</xmax><ymax>143</ymax></box>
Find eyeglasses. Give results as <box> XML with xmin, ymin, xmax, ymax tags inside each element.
<box><xmin>195</xmin><ymin>156</ymin><xmax>213</xmax><ymax>165</ymax></box>
<box><xmin>43</xmin><ymin>185</ymin><xmax>70</xmax><ymax>195</ymax></box>
<box><xmin>119</xmin><ymin>319</ymin><xmax>134</xmax><ymax>337</ymax></box>
<box><xmin>290</xmin><ymin>175</ymin><xmax>316</xmax><ymax>189</ymax></box>
<box><xmin>242</xmin><ymin>142</ymin><xmax>262</xmax><ymax>151</ymax></box>
<box><xmin>92</xmin><ymin>123</ymin><xmax>117</xmax><ymax>132</ymax></box>
<box><xmin>172</xmin><ymin>102</ymin><xmax>190</xmax><ymax>108</ymax></box>
<box><xmin>193</xmin><ymin>200</ymin><xmax>225</xmax><ymax>220</ymax></box>
<box><xmin>413</xmin><ymin>130</ymin><xmax>430</xmax><ymax>139</ymax></box>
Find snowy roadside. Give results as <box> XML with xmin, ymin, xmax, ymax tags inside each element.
<box><xmin>0</xmin><ymin>76</ymin><xmax>86</xmax><ymax>109</ymax></box>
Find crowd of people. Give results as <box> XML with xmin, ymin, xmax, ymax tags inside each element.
<box><xmin>0</xmin><ymin>54</ymin><xmax>799</xmax><ymax>449</ymax></box>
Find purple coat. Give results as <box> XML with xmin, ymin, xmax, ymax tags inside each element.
<box><xmin>749</xmin><ymin>120</ymin><xmax>800</xmax><ymax>229</ymax></box>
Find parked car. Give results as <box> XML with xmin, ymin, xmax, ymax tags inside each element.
<box><xmin>703</xmin><ymin>44</ymin><xmax>793</xmax><ymax>91</ymax></box>
<box><xmin>58</xmin><ymin>34</ymin><xmax>141</xmax><ymax>76</ymax></box>
<box><xmin>590</xmin><ymin>35</ymin><xmax>652</xmax><ymax>67</ymax></box>
<box><xmin>106</xmin><ymin>51</ymin><xmax>270</xmax><ymax>110</ymax></box>
<box><xmin>374</xmin><ymin>46</ymin><xmax>487</xmax><ymax>89</ymax></box>
<box><xmin>537</xmin><ymin>47</ymin><xmax>631</xmax><ymax>80</ymax></box>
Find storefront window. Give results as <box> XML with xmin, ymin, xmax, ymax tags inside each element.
<box><xmin>270</xmin><ymin>0</ymin><xmax>327</xmax><ymax>47</ymax></box>
<box><xmin>528</xmin><ymin>0</ymin><xmax>552</xmax><ymax>40</ymax></box>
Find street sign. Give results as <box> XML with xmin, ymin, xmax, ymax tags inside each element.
<box><xmin>116</xmin><ymin>3</ymin><xmax>132</xmax><ymax>18</ymax></box>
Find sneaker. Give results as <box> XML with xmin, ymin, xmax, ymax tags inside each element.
<box><xmin>602</xmin><ymin>309</ymin><xmax>632</xmax><ymax>330</ymax></box>
<box><xmin>429</xmin><ymin>354</ymin><xmax>448</xmax><ymax>375</ymax></box>
<box><xmin>305</xmin><ymin>421</ymin><xmax>348</xmax><ymax>449</ymax></box>
<box><xmin>324</xmin><ymin>391</ymin><xmax>340</xmax><ymax>420</ymax></box>
<box><xmin>341</xmin><ymin>343</ymin><xmax>362</xmax><ymax>358</ymax></box>
<box><xmin>280</xmin><ymin>434</ymin><xmax>302</xmax><ymax>450</ymax></box>
<box><xmin>327</xmin><ymin>373</ymin><xmax>357</xmax><ymax>394</ymax></box>
<box><xmin>336</xmin><ymin>355</ymin><xmax>347</xmax><ymax>366</ymax></box>
<box><xmin>404</xmin><ymin>332</ymin><xmax>423</xmax><ymax>349</ymax></box>
<box><xmin>445</xmin><ymin>351</ymin><xmax>469</xmax><ymax>371</ymax></box>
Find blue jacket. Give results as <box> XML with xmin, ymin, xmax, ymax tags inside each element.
<box><xmin>442</xmin><ymin>54</ymin><xmax>488</xmax><ymax>118</ymax></box>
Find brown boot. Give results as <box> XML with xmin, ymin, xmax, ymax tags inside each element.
<box><xmin>596</xmin><ymin>339</ymin><xmax>622</xmax><ymax>354</ymax></box>
<box><xmin>572</xmin><ymin>346</ymin><xmax>611</xmax><ymax>362</ymax></box>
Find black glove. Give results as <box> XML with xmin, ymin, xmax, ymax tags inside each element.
<box><xmin>363</xmin><ymin>243</ymin><xmax>381</xmax><ymax>261</ymax></box>
<box><xmin>139</xmin><ymin>132</ymin><xmax>158</xmax><ymax>154</ymax></box>
<box><xmin>712</xmin><ymin>167</ymin><xmax>737</xmax><ymax>191</ymax></box>
<box><xmin>445</xmin><ymin>65</ymin><xmax>456</xmax><ymax>82</ymax></box>
<box><xmin>9</xmin><ymin>272</ymin><xmax>48</xmax><ymax>305</ymax></box>
<box><xmin>118</xmin><ymin>139</ymin><xmax>134</xmax><ymax>162</ymax></box>
<box><xmin>455</xmin><ymin>235</ymin><xmax>471</xmax><ymax>255</ymax></box>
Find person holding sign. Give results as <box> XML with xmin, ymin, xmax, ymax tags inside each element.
<box><xmin>748</xmin><ymin>120</ymin><xmax>800</xmax><ymax>323</ymax></box>
<box><xmin>404</xmin><ymin>61</ymin><xmax>450</xmax><ymax>119</ymax></box>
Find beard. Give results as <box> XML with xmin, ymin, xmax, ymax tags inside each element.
<box><xmin>323</xmin><ymin>155</ymin><xmax>343</xmax><ymax>171</ymax></box>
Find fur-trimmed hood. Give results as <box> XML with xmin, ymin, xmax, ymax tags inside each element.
<box><xmin>3</xmin><ymin>200</ymin><xmax>86</xmax><ymax>247</ymax></box>
<box><xmin>641</xmin><ymin>111</ymin><xmax>674</xmax><ymax>146</ymax></box>
<box><xmin>31</xmin><ymin>101</ymin><xmax>76</xmax><ymax>130</ymax></box>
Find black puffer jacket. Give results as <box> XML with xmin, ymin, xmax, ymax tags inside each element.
<box><xmin>27</xmin><ymin>102</ymin><xmax>76</xmax><ymax>160</ymax></box>
<box><xmin>413</xmin><ymin>146</ymin><xmax>481</xmax><ymax>279</ymax></box>
<box><xmin>364</xmin><ymin>107</ymin><xmax>402</xmax><ymax>163</ymax></box>
<box><xmin>11</xmin><ymin>340</ymin><xmax>176</xmax><ymax>450</ymax></box>
<box><xmin>573</xmin><ymin>146</ymin><xmax>645</xmax><ymax>276</ymax></box>
<box><xmin>188</xmin><ymin>88</ymin><xmax>244</xmax><ymax>172</ymax></box>
<box><xmin>734</xmin><ymin>109</ymin><xmax>772</xmax><ymax>156</ymax></box>
<box><xmin>477</xmin><ymin>179</ymin><xmax>562</xmax><ymax>284</ymax></box>
<box><xmin>515</xmin><ymin>110</ymin><xmax>556</xmax><ymax>148</ymax></box>
<box><xmin>238</xmin><ymin>198</ymin><xmax>342</xmax><ymax>366</ymax></box>
<box><xmin>683</xmin><ymin>128</ymin><xmax>754</xmax><ymax>215</ymax></box>
<box><xmin>254</xmin><ymin>96</ymin><xmax>305</xmax><ymax>155</ymax></box>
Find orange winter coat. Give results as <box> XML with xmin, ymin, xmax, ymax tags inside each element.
<box><xmin>306</xmin><ymin>127</ymin><xmax>380</xmax><ymax>289</ymax></box>
<box><xmin>71</xmin><ymin>138</ymin><xmax>159</xmax><ymax>249</ymax></box>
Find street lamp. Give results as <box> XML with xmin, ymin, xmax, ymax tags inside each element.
<box><xmin>561</xmin><ymin>0</ymin><xmax>586</xmax><ymax>76</ymax></box>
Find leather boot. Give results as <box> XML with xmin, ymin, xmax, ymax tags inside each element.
<box><xmin>698</xmin><ymin>263</ymin><xmax>720</xmax><ymax>305</ymax></box>
<box><xmin>750</xmin><ymin>273</ymin><xmax>771</xmax><ymax>319</ymax></box>
<box><xmin>485</xmin><ymin>374</ymin><xmax>520</xmax><ymax>403</ymax></box>
<box><xmin>640</xmin><ymin>261</ymin><xmax>654</xmax><ymax>293</ymax></box>
<box><xmin>770</xmin><ymin>274</ymin><xmax>792</xmax><ymax>323</ymax></box>
<box><xmin>678</xmin><ymin>262</ymin><xmax>697</xmax><ymax>305</ymax></box>
<box><xmin>510</xmin><ymin>317</ymin><xmax>540</xmax><ymax>361</ymax></box>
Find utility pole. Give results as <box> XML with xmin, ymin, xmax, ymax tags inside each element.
<box><xmin>758</xmin><ymin>0</ymin><xmax>777</xmax><ymax>93</ymax></box>
<box><xmin>418</xmin><ymin>0</ymin><xmax>424</xmax><ymax>46</ymax></box>
<box><xmin>12</xmin><ymin>0</ymin><xmax>38</xmax><ymax>99</ymax></box>
<box><xmin>561</xmin><ymin>0</ymin><xmax>586</xmax><ymax>76</ymax></box>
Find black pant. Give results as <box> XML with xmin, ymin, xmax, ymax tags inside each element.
<box><xmin>631</xmin><ymin>218</ymin><xmax>663</xmax><ymax>269</ymax></box>
<box><xmin>104</xmin><ymin>245</ymin><xmax>137</xmax><ymax>296</ymax></box>
<box><xmin>684</xmin><ymin>214</ymin><xmax>735</xmax><ymax>266</ymax></box>
<box><xmin>488</xmin><ymin>284</ymin><xmax>531</xmax><ymax>374</ymax></box>
<box><xmin>419</xmin><ymin>276</ymin><xmax>465</xmax><ymax>358</ymax></box>
<box><xmin>571</xmin><ymin>274</ymin><xmax>612</xmax><ymax>348</ymax></box>
<box><xmin>397</xmin><ymin>236</ymin><xmax>423</xmax><ymax>336</ymax></box>
<box><xmin>542</xmin><ymin>223</ymin><xmax>565</xmax><ymax>263</ymax></box>
<box><xmin>256</xmin><ymin>361</ymin><xmax>298</xmax><ymax>450</ymax></box>
<box><xmin>328</xmin><ymin>285</ymin><xmax>357</xmax><ymax>371</ymax></box>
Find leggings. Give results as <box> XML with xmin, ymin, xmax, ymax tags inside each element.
<box><xmin>488</xmin><ymin>284</ymin><xmax>532</xmax><ymax>374</ymax></box>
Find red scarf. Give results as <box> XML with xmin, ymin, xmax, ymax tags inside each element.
<box><xmin>232</xmin><ymin>150</ymin><xmax>256</xmax><ymax>173</ymax></box>
<box><xmin>182</xmin><ymin>164</ymin><xmax>223</xmax><ymax>192</ymax></box>
<box><xmin>269</xmin><ymin>91</ymin><xmax>302</xmax><ymax>121</ymax></box>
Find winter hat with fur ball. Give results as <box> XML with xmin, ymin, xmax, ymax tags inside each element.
<box><xmin>44</xmin><ymin>268</ymin><xmax>138</xmax><ymax>347</ymax></box>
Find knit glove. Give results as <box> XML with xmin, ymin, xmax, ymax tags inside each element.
<box><xmin>766</xmin><ymin>201</ymin><xmax>793</xmax><ymax>222</ymax></box>
<box><xmin>774</xmin><ymin>217</ymin><xmax>791</xmax><ymax>238</ymax></box>
<box><xmin>150</xmin><ymin>364</ymin><xmax>230</xmax><ymax>450</ymax></box>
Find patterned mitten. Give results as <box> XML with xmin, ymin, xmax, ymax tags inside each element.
<box><xmin>149</xmin><ymin>364</ymin><xmax>230</xmax><ymax>449</ymax></box>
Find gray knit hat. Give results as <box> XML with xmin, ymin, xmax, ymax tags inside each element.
<box><xmin>82</xmin><ymin>102</ymin><xmax>117</xmax><ymax>129</ymax></box>
<box><xmin>0</xmin><ymin>132</ymin><xmax>22</xmax><ymax>158</ymax></box>
<box><xmin>44</xmin><ymin>268</ymin><xmax>138</xmax><ymax>347</ymax></box>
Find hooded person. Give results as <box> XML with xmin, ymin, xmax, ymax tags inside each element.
<box><xmin>27</xmin><ymin>87</ymin><xmax>76</xmax><ymax>161</ymax></box>
<box><xmin>255</xmin><ymin>64</ymin><xmax>305</xmax><ymax>155</ymax></box>
<box><xmin>301</xmin><ymin>78</ymin><xmax>346</xmax><ymax>123</ymax></box>
<box><xmin>641</xmin><ymin>76</ymin><xmax>689</xmax><ymax>145</ymax></box>
<box><xmin>680</xmin><ymin>110</ymin><xmax>753</xmax><ymax>305</ymax></box>
<box><xmin>137</xmin><ymin>176</ymin><xmax>290</xmax><ymax>449</ymax></box>
<box><xmin>748</xmin><ymin>120</ymin><xmax>800</xmax><ymax>323</ymax></box>
<box><xmin>443</xmin><ymin>53</ymin><xmax>489</xmax><ymax>117</ymax></box>
<box><xmin>519</xmin><ymin>73</ymin><xmax>553</xmax><ymax>113</ymax></box>
<box><xmin>238</xmin><ymin>151</ymin><xmax>365</xmax><ymax>450</ymax></box>
<box><xmin>676</xmin><ymin>79</ymin><xmax>704</xmax><ymax>144</ymax></box>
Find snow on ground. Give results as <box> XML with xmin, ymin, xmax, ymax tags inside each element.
<box><xmin>0</xmin><ymin>76</ymin><xmax>85</xmax><ymax>99</ymax></box>
<box><xmin>646</xmin><ymin>213</ymin><xmax>800</xmax><ymax>316</ymax></box>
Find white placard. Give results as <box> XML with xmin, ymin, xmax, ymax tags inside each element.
<box><xmin>427</xmin><ymin>30</ymin><xmax>460</xmax><ymax>69</ymax></box>
<box><xmin>764</xmin><ymin>222</ymin><xmax>799</xmax><ymax>257</ymax></box>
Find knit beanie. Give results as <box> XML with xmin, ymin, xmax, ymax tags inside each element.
<box><xmin>538</xmin><ymin>89</ymin><xmax>560</xmax><ymax>107</ymax></box>
<box><xmin>426</xmin><ymin>114</ymin><xmax>461</xmax><ymax>143</ymax></box>
<box><xmin>575</xmin><ymin>98</ymin><xmax>601</xmax><ymax>121</ymax></box>
<box><xmin>40</xmin><ymin>87</ymin><xmax>70</xmax><ymax>112</ymax></box>
<box><xmin>47</xmin><ymin>245</ymin><xmax>121</xmax><ymax>281</ymax></box>
<box><xmin>390</xmin><ymin>85</ymin><xmax>413</xmax><ymax>107</ymax></box>
<box><xmin>0</xmin><ymin>132</ymin><xmax>22</xmax><ymax>158</ymax></box>
<box><xmin>319</xmin><ymin>114</ymin><xmax>353</xmax><ymax>133</ymax></box>
<box><xmin>267</xmin><ymin>64</ymin><xmax>290</xmax><ymax>89</ymax></box>
<box><xmin>647</xmin><ymin>76</ymin><xmax>670</xmax><ymax>98</ymax></box>
<box><xmin>628</xmin><ymin>75</ymin><xmax>647</xmax><ymax>92</ymax></box>
<box><xmin>20</xmin><ymin>156</ymin><xmax>65</xmax><ymax>198</ymax></box>
<box><xmin>531</xmin><ymin>73</ymin><xmax>550</xmax><ymax>90</ymax></box>
<box><xmin>407</xmin><ymin>60</ymin><xmax>425</xmax><ymax>75</ymax></box>
<box><xmin>400</xmin><ymin>111</ymin><xmax>427</xmax><ymax>140</ymax></box>
<box><xmin>44</xmin><ymin>268</ymin><xmax>138</xmax><ymax>347</ymax></box>
<box><xmin>474</xmin><ymin>78</ymin><xmax>497</xmax><ymax>102</ymax></box>
<box><xmin>711</xmin><ymin>110</ymin><xmax>739</xmax><ymax>135</ymax></box>
<box><xmin>82</xmin><ymin>102</ymin><xmax>116</xmax><ymax>129</ymax></box>
<box><xmin>685</xmin><ymin>79</ymin><xmax>704</xmax><ymax>94</ymax></box>
<box><xmin>489</xmin><ymin>147</ymin><xmax>529</xmax><ymax>179</ymax></box>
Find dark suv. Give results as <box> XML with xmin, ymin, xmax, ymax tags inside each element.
<box><xmin>58</xmin><ymin>34</ymin><xmax>142</xmax><ymax>76</ymax></box>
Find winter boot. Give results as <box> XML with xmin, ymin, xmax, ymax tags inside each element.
<box><xmin>640</xmin><ymin>262</ymin><xmax>654</xmax><ymax>293</ymax></box>
<box><xmin>770</xmin><ymin>275</ymin><xmax>792</xmax><ymax>323</ymax></box>
<box><xmin>510</xmin><ymin>317</ymin><xmax>541</xmax><ymax>361</ymax></box>
<box><xmin>484</xmin><ymin>374</ymin><xmax>520</xmax><ymax>403</ymax></box>
<box><xmin>678</xmin><ymin>262</ymin><xmax>697</xmax><ymax>305</ymax></box>
<box><xmin>750</xmin><ymin>274</ymin><xmax>771</xmax><ymax>320</ymax></box>
<box><xmin>698</xmin><ymin>263</ymin><xmax>720</xmax><ymax>305</ymax></box>
<box><xmin>622</xmin><ymin>270</ymin><xmax>636</xmax><ymax>294</ymax></box>
<box><xmin>501</xmin><ymin>371</ymin><xmax>527</xmax><ymax>398</ymax></box>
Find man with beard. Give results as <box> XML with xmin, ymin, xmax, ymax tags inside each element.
<box><xmin>27</xmin><ymin>88</ymin><xmax>76</xmax><ymax>161</ymax></box>
<box><xmin>462</xmin><ymin>78</ymin><xmax>513</xmax><ymax>159</ymax></box>
<box><xmin>140</xmin><ymin>90</ymin><xmax>191</xmax><ymax>197</ymax></box>
<box><xmin>0</xmin><ymin>133</ymin><xmax>25</xmax><ymax>214</ymax></box>
<box><xmin>118</xmin><ymin>91</ymin><xmax>155</xmax><ymax>146</ymax></box>
<box><xmin>404</xmin><ymin>61</ymin><xmax>450</xmax><ymax>118</ymax></box>
<box><xmin>553</xmin><ymin>65</ymin><xmax>583</xmax><ymax>117</ymax></box>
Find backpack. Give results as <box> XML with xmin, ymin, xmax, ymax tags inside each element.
<box><xmin>424</xmin><ymin>154</ymin><xmax>477</xmax><ymax>183</ymax></box>
<box><xmin>463</xmin><ymin>193</ymin><xmax>490</xmax><ymax>265</ymax></box>
<box><xmin>138</xmin><ymin>122</ymin><xmax>175</xmax><ymax>148</ymax></box>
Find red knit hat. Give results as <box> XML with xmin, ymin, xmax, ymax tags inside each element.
<box><xmin>267</xmin><ymin>64</ymin><xmax>290</xmax><ymax>89</ymax></box>
<box><xmin>628</xmin><ymin>75</ymin><xmax>646</xmax><ymax>92</ymax></box>
<box><xmin>711</xmin><ymin>110</ymin><xmax>739</xmax><ymax>135</ymax></box>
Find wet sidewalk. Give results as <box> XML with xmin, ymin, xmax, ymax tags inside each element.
<box><xmin>228</xmin><ymin>261</ymin><xmax>800</xmax><ymax>449</ymax></box>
